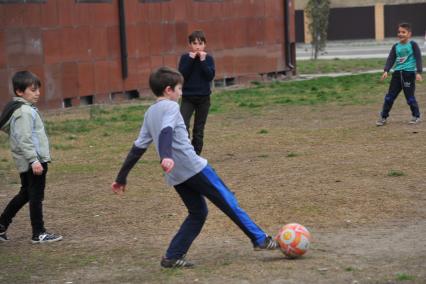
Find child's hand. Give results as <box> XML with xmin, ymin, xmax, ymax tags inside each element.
<box><xmin>31</xmin><ymin>161</ymin><xmax>43</xmax><ymax>176</ymax></box>
<box><xmin>416</xmin><ymin>73</ymin><xmax>423</xmax><ymax>82</ymax></box>
<box><xmin>161</xmin><ymin>158</ymin><xmax>174</xmax><ymax>173</ymax></box>
<box><xmin>199</xmin><ymin>51</ymin><xmax>207</xmax><ymax>61</ymax></box>
<box><xmin>381</xmin><ymin>72</ymin><xmax>388</xmax><ymax>81</ymax></box>
<box><xmin>111</xmin><ymin>182</ymin><xmax>126</xmax><ymax>194</ymax></box>
<box><xmin>189</xmin><ymin>52</ymin><xmax>197</xmax><ymax>59</ymax></box>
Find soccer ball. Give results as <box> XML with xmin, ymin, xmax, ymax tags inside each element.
<box><xmin>275</xmin><ymin>223</ymin><xmax>311</xmax><ymax>258</ymax></box>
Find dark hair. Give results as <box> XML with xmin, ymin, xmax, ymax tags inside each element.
<box><xmin>398</xmin><ymin>23</ymin><xmax>411</xmax><ymax>32</ymax></box>
<box><xmin>12</xmin><ymin>71</ymin><xmax>41</xmax><ymax>96</ymax></box>
<box><xmin>188</xmin><ymin>30</ymin><xmax>206</xmax><ymax>44</ymax></box>
<box><xmin>149</xmin><ymin>67</ymin><xmax>183</xmax><ymax>97</ymax></box>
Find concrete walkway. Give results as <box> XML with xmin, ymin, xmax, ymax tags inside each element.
<box><xmin>297</xmin><ymin>37</ymin><xmax>426</xmax><ymax>60</ymax></box>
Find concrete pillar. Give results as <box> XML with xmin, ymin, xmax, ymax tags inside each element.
<box><xmin>304</xmin><ymin>9</ymin><xmax>312</xmax><ymax>44</ymax></box>
<box><xmin>375</xmin><ymin>3</ymin><xmax>385</xmax><ymax>41</ymax></box>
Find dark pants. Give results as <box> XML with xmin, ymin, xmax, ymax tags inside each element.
<box><xmin>0</xmin><ymin>163</ymin><xmax>47</xmax><ymax>237</ymax></box>
<box><xmin>180</xmin><ymin>95</ymin><xmax>211</xmax><ymax>155</ymax></box>
<box><xmin>380</xmin><ymin>71</ymin><xmax>420</xmax><ymax>118</ymax></box>
<box><xmin>166</xmin><ymin>165</ymin><xmax>266</xmax><ymax>259</ymax></box>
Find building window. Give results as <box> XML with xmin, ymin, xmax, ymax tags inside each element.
<box><xmin>110</xmin><ymin>90</ymin><xmax>140</xmax><ymax>101</ymax></box>
<box><xmin>80</xmin><ymin>95</ymin><xmax>94</xmax><ymax>106</ymax></box>
<box><xmin>63</xmin><ymin>98</ymin><xmax>73</xmax><ymax>108</ymax></box>
<box><xmin>0</xmin><ymin>0</ymin><xmax>46</xmax><ymax>3</ymax></box>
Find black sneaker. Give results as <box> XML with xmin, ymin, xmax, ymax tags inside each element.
<box><xmin>376</xmin><ymin>117</ymin><xmax>387</xmax><ymax>126</ymax></box>
<box><xmin>160</xmin><ymin>255</ymin><xmax>194</xmax><ymax>268</ymax></box>
<box><xmin>0</xmin><ymin>224</ymin><xmax>8</xmax><ymax>242</ymax></box>
<box><xmin>31</xmin><ymin>232</ymin><xmax>63</xmax><ymax>244</ymax></box>
<box><xmin>254</xmin><ymin>236</ymin><xmax>279</xmax><ymax>251</ymax></box>
<box><xmin>409</xmin><ymin>116</ymin><xmax>421</xmax><ymax>124</ymax></box>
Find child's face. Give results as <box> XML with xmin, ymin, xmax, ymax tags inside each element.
<box><xmin>17</xmin><ymin>84</ymin><xmax>40</xmax><ymax>104</ymax></box>
<box><xmin>397</xmin><ymin>27</ymin><xmax>411</xmax><ymax>43</ymax></box>
<box><xmin>189</xmin><ymin>39</ymin><xmax>206</xmax><ymax>53</ymax></box>
<box><xmin>164</xmin><ymin>84</ymin><xmax>182</xmax><ymax>102</ymax></box>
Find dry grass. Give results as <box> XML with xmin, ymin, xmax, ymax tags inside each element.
<box><xmin>0</xmin><ymin>75</ymin><xmax>425</xmax><ymax>283</ymax></box>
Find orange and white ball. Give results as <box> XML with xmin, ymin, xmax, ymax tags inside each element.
<box><xmin>275</xmin><ymin>223</ymin><xmax>311</xmax><ymax>258</ymax></box>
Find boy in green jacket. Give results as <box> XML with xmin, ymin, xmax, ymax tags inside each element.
<box><xmin>0</xmin><ymin>71</ymin><xmax>62</xmax><ymax>244</ymax></box>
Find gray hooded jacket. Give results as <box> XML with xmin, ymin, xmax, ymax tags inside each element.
<box><xmin>1</xmin><ymin>97</ymin><xmax>51</xmax><ymax>173</ymax></box>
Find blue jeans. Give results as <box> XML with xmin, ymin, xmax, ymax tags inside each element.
<box><xmin>166</xmin><ymin>165</ymin><xmax>266</xmax><ymax>259</ymax></box>
<box><xmin>380</xmin><ymin>71</ymin><xmax>420</xmax><ymax>118</ymax></box>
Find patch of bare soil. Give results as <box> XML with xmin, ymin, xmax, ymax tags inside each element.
<box><xmin>1</xmin><ymin>99</ymin><xmax>425</xmax><ymax>283</ymax></box>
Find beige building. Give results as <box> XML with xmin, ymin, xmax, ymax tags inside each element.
<box><xmin>295</xmin><ymin>0</ymin><xmax>426</xmax><ymax>43</ymax></box>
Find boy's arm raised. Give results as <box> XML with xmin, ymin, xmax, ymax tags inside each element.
<box><xmin>178</xmin><ymin>54</ymin><xmax>195</xmax><ymax>78</ymax></box>
<box><xmin>200</xmin><ymin>55</ymin><xmax>215</xmax><ymax>81</ymax></box>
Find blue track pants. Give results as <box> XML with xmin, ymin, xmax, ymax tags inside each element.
<box><xmin>166</xmin><ymin>165</ymin><xmax>266</xmax><ymax>259</ymax></box>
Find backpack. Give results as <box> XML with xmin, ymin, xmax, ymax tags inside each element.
<box><xmin>0</xmin><ymin>101</ymin><xmax>24</xmax><ymax>130</ymax></box>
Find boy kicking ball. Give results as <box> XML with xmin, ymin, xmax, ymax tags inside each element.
<box><xmin>112</xmin><ymin>67</ymin><xmax>278</xmax><ymax>268</ymax></box>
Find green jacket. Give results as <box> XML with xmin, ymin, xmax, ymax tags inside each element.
<box><xmin>1</xmin><ymin>97</ymin><xmax>51</xmax><ymax>173</ymax></box>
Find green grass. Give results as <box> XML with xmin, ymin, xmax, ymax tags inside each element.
<box><xmin>52</xmin><ymin>144</ymin><xmax>75</xmax><ymax>150</ymax></box>
<box><xmin>212</xmin><ymin>73</ymin><xmax>384</xmax><ymax>113</ymax></box>
<box><xmin>24</xmin><ymin>73</ymin><xmax>386</xmax><ymax>139</ymax></box>
<box><xmin>388</xmin><ymin>170</ymin><xmax>405</xmax><ymax>177</ymax></box>
<box><xmin>298</xmin><ymin>58</ymin><xmax>383</xmax><ymax>74</ymax></box>
<box><xmin>0</xmin><ymin>68</ymin><xmax>424</xmax><ymax>283</ymax></box>
<box><xmin>44</xmin><ymin>104</ymin><xmax>147</xmax><ymax>137</ymax></box>
<box><xmin>395</xmin><ymin>272</ymin><xmax>415</xmax><ymax>281</ymax></box>
<box><xmin>297</xmin><ymin>57</ymin><xmax>426</xmax><ymax>74</ymax></box>
<box><xmin>66</xmin><ymin>134</ymin><xmax>78</xmax><ymax>140</ymax></box>
<box><xmin>286</xmin><ymin>152</ymin><xmax>299</xmax><ymax>158</ymax></box>
<box><xmin>0</xmin><ymin>249</ymin><xmax>105</xmax><ymax>283</ymax></box>
<box><xmin>0</xmin><ymin>134</ymin><xmax>8</xmax><ymax>149</ymax></box>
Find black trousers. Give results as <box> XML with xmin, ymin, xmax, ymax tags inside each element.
<box><xmin>0</xmin><ymin>163</ymin><xmax>47</xmax><ymax>237</ymax></box>
<box><xmin>180</xmin><ymin>95</ymin><xmax>211</xmax><ymax>155</ymax></box>
<box><xmin>380</xmin><ymin>71</ymin><xmax>420</xmax><ymax>118</ymax></box>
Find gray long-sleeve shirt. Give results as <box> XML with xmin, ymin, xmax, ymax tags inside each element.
<box><xmin>134</xmin><ymin>99</ymin><xmax>207</xmax><ymax>186</ymax></box>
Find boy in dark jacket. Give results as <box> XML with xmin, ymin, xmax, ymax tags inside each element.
<box><xmin>178</xmin><ymin>30</ymin><xmax>215</xmax><ymax>154</ymax></box>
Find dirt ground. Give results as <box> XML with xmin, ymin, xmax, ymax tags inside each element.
<box><xmin>0</xmin><ymin>99</ymin><xmax>425</xmax><ymax>283</ymax></box>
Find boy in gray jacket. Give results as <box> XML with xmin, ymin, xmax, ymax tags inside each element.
<box><xmin>0</xmin><ymin>71</ymin><xmax>62</xmax><ymax>244</ymax></box>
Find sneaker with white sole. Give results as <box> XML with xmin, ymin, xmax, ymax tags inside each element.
<box><xmin>160</xmin><ymin>255</ymin><xmax>194</xmax><ymax>268</ymax></box>
<box><xmin>408</xmin><ymin>116</ymin><xmax>421</xmax><ymax>124</ymax></box>
<box><xmin>254</xmin><ymin>236</ymin><xmax>279</xmax><ymax>251</ymax></box>
<box><xmin>0</xmin><ymin>224</ymin><xmax>9</xmax><ymax>242</ymax></box>
<box><xmin>376</xmin><ymin>117</ymin><xmax>387</xmax><ymax>126</ymax></box>
<box><xmin>31</xmin><ymin>232</ymin><xmax>63</xmax><ymax>244</ymax></box>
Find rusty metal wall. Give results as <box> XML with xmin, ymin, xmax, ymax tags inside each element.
<box><xmin>0</xmin><ymin>0</ymin><xmax>294</xmax><ymax>110</ymax></box>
